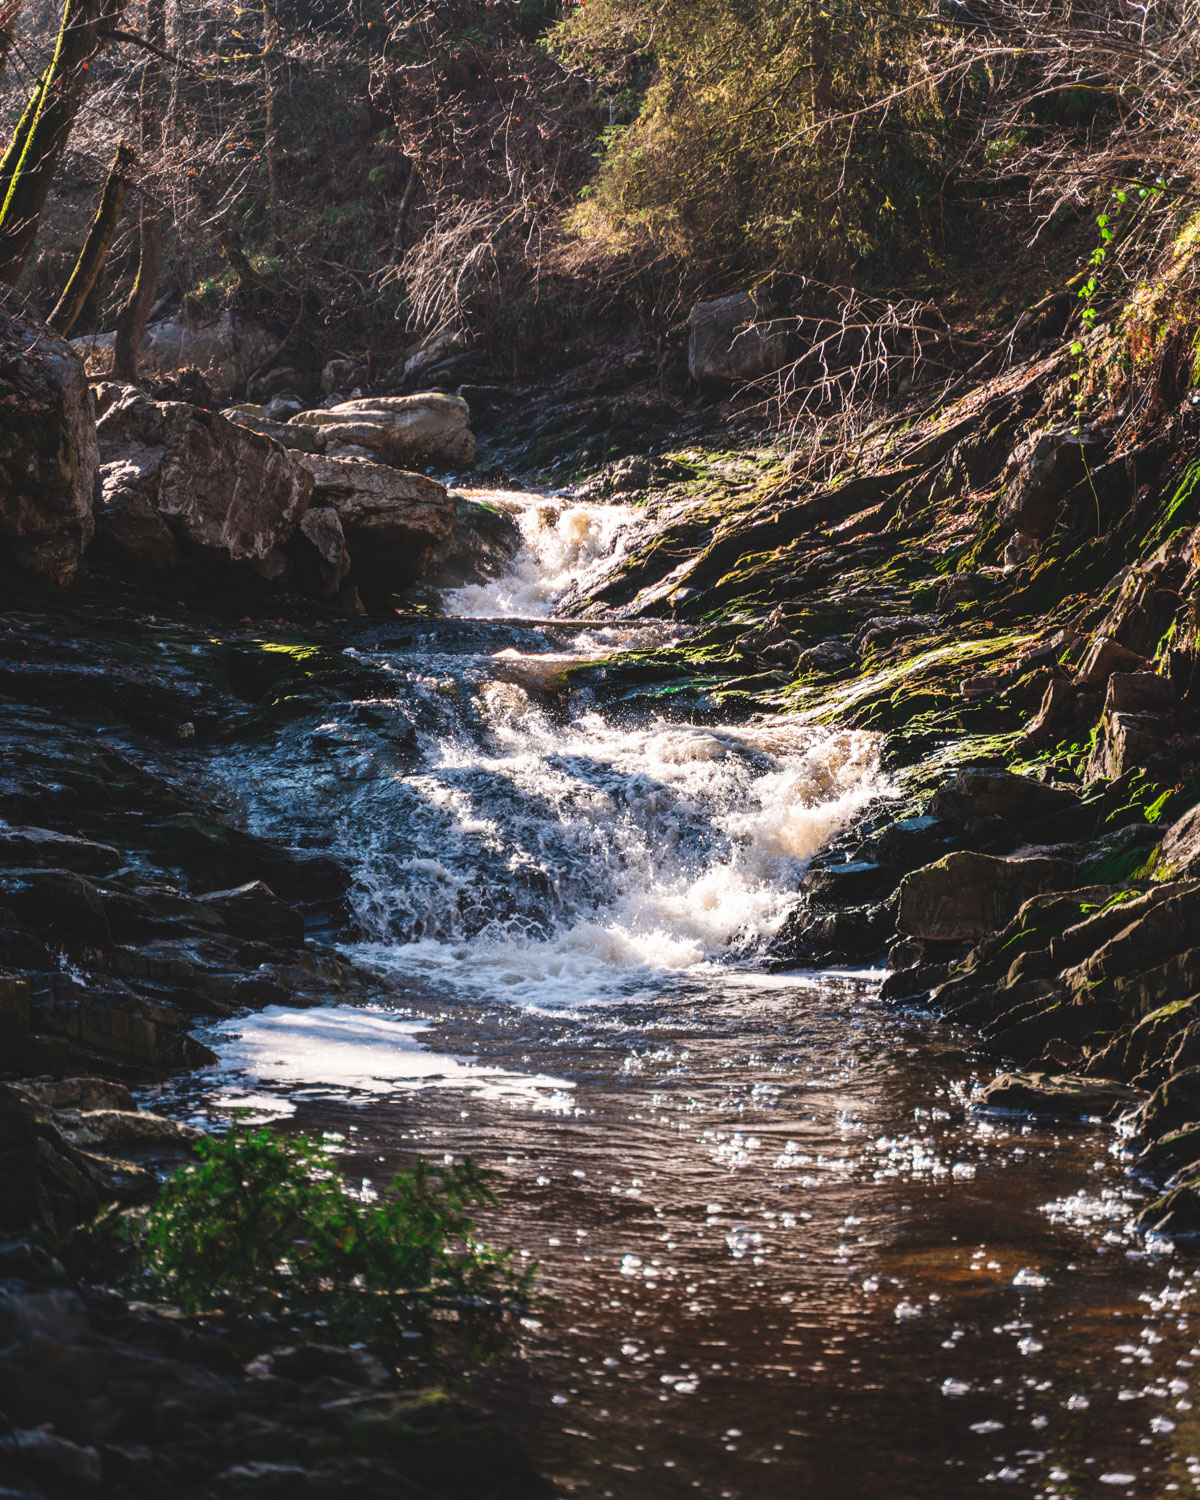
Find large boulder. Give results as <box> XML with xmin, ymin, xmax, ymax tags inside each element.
<box><xmin>93</xmin><ymin>387</ymin><xmax>312</xmax><ymax>577</ymax></box>
<box><xmin>0</xmin><ymin>295</ymin><xmax>97</xmax><ymax>587</ymax></box>
<box><xmin>928</xmin><ymin>768</ymin><xmax>1081</xmax><ymax>844</ymax></box>
<box><xmin>688</xmin><ymin>291</ymin><xmax>796</xmax><ymax>384</ymax></box>
<box><xmin>896</xmin><ymin>849</ymin><xmax>1078</xmax><ymax>942</ymax></box>
<box><xmin>295</xmin><ymin>453</ymin><xmax>454</xmax><ymax>603</ymax></box>
<box><xmin>73</xmin><ymin>311</ymin><xmax>277</xmax><ymax>402</ymax></box>
<box><xmin>421</xmin><ymin>494</ymin><xmax>523</xmax><ymax>588</ymax></box>
<box><xmin>289</xmin><ymin>392</ymin><xmax>475</xmax><ymax>468</ymax></box>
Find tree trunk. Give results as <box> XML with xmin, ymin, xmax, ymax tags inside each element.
<box><xmin>0</xmin><ymin>0</ymin><xmax>24</xmax><ymax>83</ymax></box>
<box><xmin>48</xmin><ymin>140</ymin><xmax>135</xmax><ymax>334</ymax></box>
<box><xmin>112</xmin><ymin>0</ymin><xmax>164</xmax><ymax>379</ymax></box>
<box><xmin>0</xmin><ymin>0</ymin><xmax>127</xmax><ymax>286</ymax></box>
<box><xmin>261</xmin><ymin>0</ymin><xmax>283</xmax><ymax>249</ymax></box>
<box><xmin>112</xmin><ymin>204</ymin><xmax>162</xmax><ymax>378</ymax></box>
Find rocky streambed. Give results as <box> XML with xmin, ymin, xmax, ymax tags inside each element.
<box><xmin>6</xmin><ymin>294</ymin><xmax>1200</xmax><ymax>1496</ymax></box>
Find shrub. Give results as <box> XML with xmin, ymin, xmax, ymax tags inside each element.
<box><xmin>126</xmin><ymin>1127</ymin><xmax>532</xmax><ymax>1347</ymax></box>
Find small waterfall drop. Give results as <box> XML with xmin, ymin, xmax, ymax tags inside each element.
<box><xmin>332</xmin><ymin>489</ymin><xmax>891</xmax><ymax>1008</ymax></box>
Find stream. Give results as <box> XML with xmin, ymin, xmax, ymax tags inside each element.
<box><xmin>156</xmin><ymin>490</ymin><xmax>1200</xmax><ymax>1499</ymax></box>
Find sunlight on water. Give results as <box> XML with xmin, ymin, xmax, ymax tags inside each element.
<box><xmin>329</xmin><ymin>492</ymin><xmax>893</xmax><ymax>1008</ymax></box>
<box><xmin>183</xmin><ymin>1004</ymin><xmax>576</xmax><ymax>1122</ymax></box>
<box><xmin>447</xmin><ymin>488</ymin><xmax>648</xmax><ymax>619</ymax></box>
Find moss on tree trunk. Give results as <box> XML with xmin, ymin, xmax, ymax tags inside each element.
<box><xmin>49</xmin><ymin>140</ymin><xmax>136</xmax><ymax>335</ymax></box>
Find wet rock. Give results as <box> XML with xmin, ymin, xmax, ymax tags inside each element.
<box><xmin>978</xmin><ymin>1070</ymin><xmax>1144</xmax><ymax>1118</ymax></box>
<box><xmin>197</xmin><ymin>882</ymin><xmax>305</xmax><ymax>944</ymax></box>
<box><xmin>94</xmin><ymin>390</ymin><xmax>312</xmax><ymax>578</ymax></box>
<box><xmin>896</xmin><ymin>850</ymin><xmax>1077</xmax><ymax>943</ymax></box>
<box><xmin>1087</xmin><ymin>998</ymin><xmax>1200</xmax><ymax>1089</ymax></box>
<box><xmin>0</xmin><ymin>1425</ymin><xmax>103</xmax><ymax>1485</ymax></box>
<box><xmin>1130</xmin><ymin>1065</ymin><xmax>1200</xmax><ymax>1148</ymax></box>
<box><xmin>35</xmin><ymin>987</ymin><xmax>216</xmax><ymax>1070</ymax></box>
<box><xmin>801</xmin><ymin>859</ymin><xmax>887</xmax><ymax>905</ymax></box>
<box><xmin>222</xmin><ymin>404</ymin><xmax>324</xmax><ymax>454</ymax></box>
<box><xmin>1136</xmin><ymin>1123</ymin><xmax>1200</xmax><ymax>1178</ymax></box>
<box><xmin>688</xmin><ymin>291</ymin><xmax>795</xmax><ymax>384</ymax></box>
<box><xmin>1058</xmin><ymin>882</ymin><xmax>1200</xmax><ymax>1018</ymax></box>
<box><xmin>0</xmin><ymin>868</ymin><xmax>112</xmax><ymax>950</ymax></box>
<box><xmin>928</xmin><ymin>769</ymin><xmax>1081</xmax><ymax>845</ymax></box>
<box><xmin>295</xmin><ymin>455</ymin><xmax>454</xmax><ymax>604</ymax></box>
<box><xmin>0</xmin><ymin>295</ymin><xmax>98</xmax><ymax>588</ymax></box>
<box><xmin>1134</xmin><ymin>1176</ymin><xmax>1200</xmax><ymax>1242</ymax></box>
<box><xmin>0</xmin><ymin>825</ymin><xmax>121</xmax><ymax>877</ymax></box>
<box><xmin>290</xmin><ymin>393</ymin><xmax>475</xmax><ymax>469</ymax></box>
<box><xmin>879</xmin><ymin>962</ymin><xmax>951</xmax><ymax>1004</ymax></box>
<box><xmin>421</xmin><ymin>495</ymin><xmax>523</xmax><ymax>589</ymax></box>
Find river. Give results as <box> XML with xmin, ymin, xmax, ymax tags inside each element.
<box><xmin>155</xmin><ymin>490</ymin><xmax>1200</xmax><ymax>1499</ymax></box>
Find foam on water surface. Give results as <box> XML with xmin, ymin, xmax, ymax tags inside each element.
<box><xmin>184</xmin><ymin>1004</ymin><xmax>575</xmax><ymax>1121</ymax></box>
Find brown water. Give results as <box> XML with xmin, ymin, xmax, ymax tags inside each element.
<box><xmin>155</xmin><ymin>491</ymin><xmax>1200</xmax><ymax>1498</ymax></box>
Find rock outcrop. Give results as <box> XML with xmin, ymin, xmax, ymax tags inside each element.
<box><xmin>93</xmin><ymin>386</ymin><xmax>312</xmax><ymax>579</ymax></box>
<box><xmin>688</xmin><ymin>291</ymin><xmax>796</xmax><ymax>384</ymax></box>
<box><xmin>73</xmin><ymin>311</ymin><xmax>277</xmax><ymax>401</ymax></box>
<box><xmin>295</xmin><ymin>453</ymin><xmax>455</xmax><ymax>603</ymax></box>
<box><xmin>0</xmin><ymin>296</ymin><xmax>98</xmax><ymax>587</ymax></box>
<box><xmin>896</xmin><ymin>849</ymin><xmax>1078</xmax><ymax>943</ymax></box>
<box><xmin>289</xmin><ymin>392</ymin><xmax>475</xmax><ymax>468</ymax></box>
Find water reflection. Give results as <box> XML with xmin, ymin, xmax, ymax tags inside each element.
<box><xmin>159</xmin><ymin>974</ymin><xmax>1200</xmax><ymax>1500</ymax></box>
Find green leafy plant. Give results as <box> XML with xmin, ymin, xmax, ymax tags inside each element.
<box><xmin>126</xmin><ymin>1127</ymin><xmax>533</xmax><ymax>1347</ymax></box>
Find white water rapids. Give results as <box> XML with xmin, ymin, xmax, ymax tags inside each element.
<box><xmin>336</xmin><ymin>488</ymin><xmax>890</xmax><ymax>1010</ymax></box>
